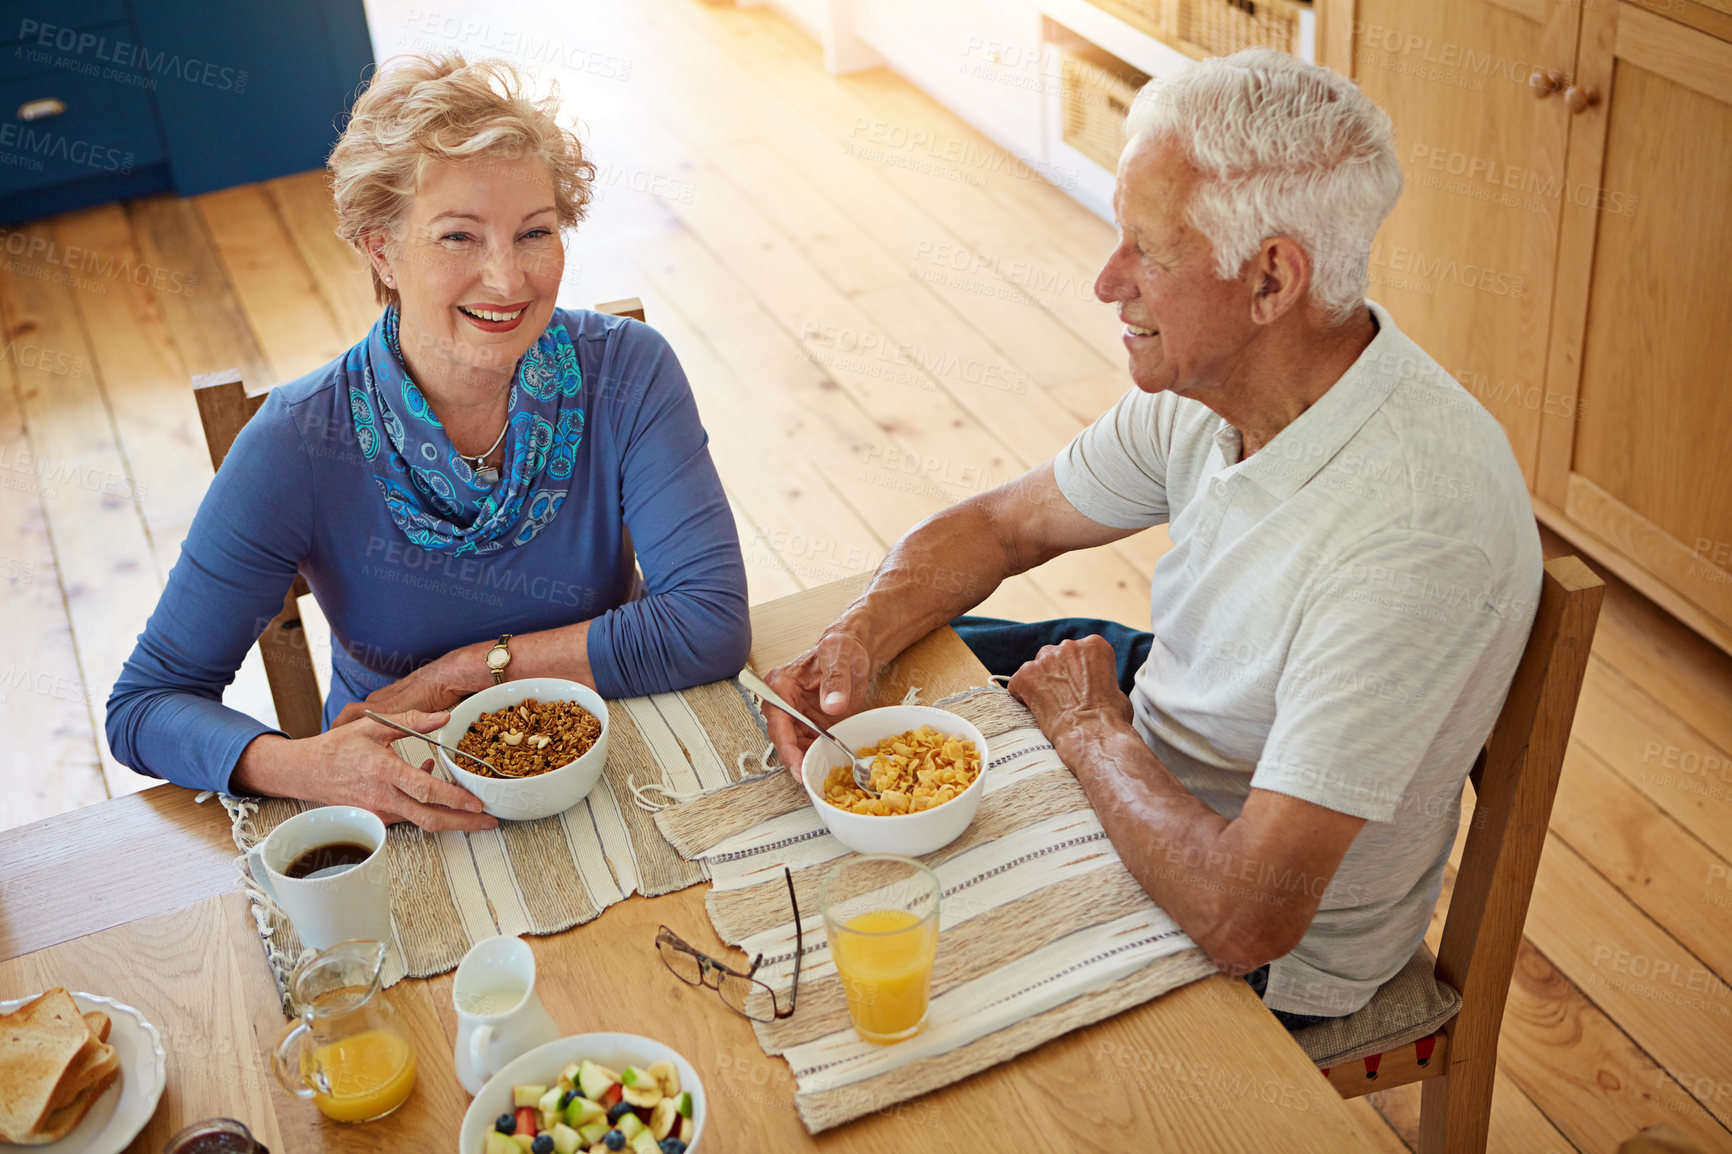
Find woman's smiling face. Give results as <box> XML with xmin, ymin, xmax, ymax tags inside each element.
<box><xmin>378</xmin><ymin>154</ymin><xmax>565</xmax><ymax>381</ymax></box>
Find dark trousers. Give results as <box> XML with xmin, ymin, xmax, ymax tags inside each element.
<box><xmin>950</xmin><ymin>614</ymin><xmax>1338</xmax><ymax>1034</ymax></box>
<box><xmin>950</xmin><ymin>615</ymin><xmax>1155</xmax><ymax>695</ymax></box>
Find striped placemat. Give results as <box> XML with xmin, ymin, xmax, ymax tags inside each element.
<box><xmin>222</xmin><ymin>680</ymin><xmax>773</xmax><ymax>1010</ymax></box>
<box><xmin>653</xmin><ymin>686</ymin><xmax>1215</xmax><ymax>1132</ymax></box>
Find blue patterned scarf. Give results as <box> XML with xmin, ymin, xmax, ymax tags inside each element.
<box><xmin>344</xmin><ymin>306</ymin><xmax>585</xmax><ymax>555</ymax></box>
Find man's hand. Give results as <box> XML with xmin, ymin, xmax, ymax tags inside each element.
<box><xmin>1007</xmin><ymin>635</ymin><xmax>1136</xmax><ymax>747</ymax></box>
<box><xmin>333</xmin><ymin>644</ymin><xmax>489</xmax><ymax>729</ymax></box>
<box><xmin>762</xmin><ymin>631</ymin><xmax>876</xmax><ymax>780</ymax></box>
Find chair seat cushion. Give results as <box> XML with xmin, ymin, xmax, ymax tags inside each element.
<box><xmin>1290</xmin><ymin>945</ymin><xmax>1461</xmax><ymax>1068</ymax></box>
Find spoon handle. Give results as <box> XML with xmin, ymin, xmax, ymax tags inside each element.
<box><xmin>362</xmin><ymin>709</ymin><xmax>496</xmax><ymax>774</ymax></box>
<box><xmin>736</xmin><ymin>669</ymin><xmax>853</xmax><ymax>756</ymax></box>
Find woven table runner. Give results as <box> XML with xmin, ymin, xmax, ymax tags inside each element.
<box><xmin>223</xmin><ymin>680</ymin><xmax>772</xmax><ymax>1010</ymax></box>
<box><xmin>653</xmin><ymin>686</ymin><xmax>1216</xmax><ymax>1132</ymax></box>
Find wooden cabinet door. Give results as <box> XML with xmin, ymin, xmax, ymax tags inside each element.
<box><xmin>1341</xmin><ymin>0</ymin><xmax>1581</xmax><ymax>486</ymax></box>
<box><xmin>1537</xmin><ymin>2</ymin><xmax>1732</xmax><ymax>652</ymax></box>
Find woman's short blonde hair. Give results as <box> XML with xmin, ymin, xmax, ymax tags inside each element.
<box><xmin>328</xmin><ymin>53</ymin><xmax>595</xmax><ymax>304</ymax></box>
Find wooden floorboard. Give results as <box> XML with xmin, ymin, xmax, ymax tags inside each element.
<box><xmin>0</xmin><ymin>316</ymin><xmax>107</xmax><ymax>825</ymax></box>
<box><xmin>195</xmin><ymin>184</ymin><xmax>349</xmax><ymax>382</ymax></box>
<box><xmin>4</xmin><ymin>2</ymin><xmax>1731</xmax><ymax>1150</ymax></box>
<box><xmin>0</xmin><ymin>220</ymin><xmax>164</xmax><ymax>796</ymax></box>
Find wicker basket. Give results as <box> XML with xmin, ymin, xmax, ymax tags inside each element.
<box><xmin>1176</xmin><ymin>0</ymin><xmax>1307</xmax><ymax>56</ymax></box>
<box><xmin>1061</xmin><ymin>47</ymin><xmax>1149</xmax><ymax>174</ymax></box>
<box><xmin>1085</xmin><ymin>0</ymin><xmax>1168</xmax><ymax>40</ymax></box>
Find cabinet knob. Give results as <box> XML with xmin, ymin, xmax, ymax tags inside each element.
<box><xmin>1528</xmin><ymin>69</ymin><xmax>1565</xmax><ymax>97</ymax></box>
<box><xmin>16</xmin><ymin>98</ymin><xmax>65</xmax><ymax>121</ymax></box>
<box><xmin>1564</xmin><ymin>85</ymin><xmax>1600</xmax><ymax>114</ymax></box>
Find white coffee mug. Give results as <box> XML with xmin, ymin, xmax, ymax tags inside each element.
<box><xmin>244</xmin><ymin>806</ymin><xmax>392</xmax><ymax>951</ymax></box>
<box><xmin>453</xmin><ymin>936</ymin><xmax>561</xmax><ymax>1096</ymax></box>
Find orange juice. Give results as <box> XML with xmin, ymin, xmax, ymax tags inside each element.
<box><xmin>305</xmin><ymin>1028</ymin><xmax>417</xmax><ymax>1122</ymax></box>
<box><xmin>829</xmin><ymin>908</ymin><xmax>939</xmax><ymax>1044</ymax></box>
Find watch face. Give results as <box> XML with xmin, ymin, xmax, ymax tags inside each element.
<box><xmin>487</xmin><ymin>647</ymin><xmax>508</xmax><ymax>669</ymax></box>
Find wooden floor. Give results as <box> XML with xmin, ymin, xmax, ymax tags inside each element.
<box><xmin>1</xmin><ymin>0</ymin><xmax>1728</xmax><ymax>1149</ymax></box>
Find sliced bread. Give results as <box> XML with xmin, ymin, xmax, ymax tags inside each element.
<box><xmin>0</xmin><ymin>989</ymin><xmax>96</xmax><ymax>1142</ymax></box>
<box><xmin>18</xmin><ymin>1061</ymin><xmax>122</xmax><ymax>1144</ymax></box>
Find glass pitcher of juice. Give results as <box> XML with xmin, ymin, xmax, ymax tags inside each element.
<box><xmin>820</xmin><ymin>854</ymin><xmax>942</xmax><ymax>1044</ymax></box>
<box><xmin>272</xmin><ymin>940</ymin><xmax>417</xmax><ymax>1123</ymax></box>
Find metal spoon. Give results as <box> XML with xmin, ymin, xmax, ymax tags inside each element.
<box><xmin>736</xmin><ymin>669</ymin><xmax>879</xmax><ymax>796</ymax></box>
<box><xmin>362</xmin><ymin>709</ymin><xmax>501</xmax><ymax>777</ymax></box>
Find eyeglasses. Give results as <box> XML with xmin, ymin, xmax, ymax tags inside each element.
<box><xmin>656</xmin><ymin>867</ymin><xmax>801</xmax><ymax>1022</ymax></box>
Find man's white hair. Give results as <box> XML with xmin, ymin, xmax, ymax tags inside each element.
<box><xmin>1124</xmin><ymin>49</ymin><xmax>1401</xmax><ymax>323</ymax></box>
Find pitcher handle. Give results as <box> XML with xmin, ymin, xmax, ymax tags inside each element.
<box><xmin>272</xmin><ymin>1019</ymin><xmax>316</xmax><ymax>1100</ymax></box>
<box><xmin>469</xmin><ymin>1022</ymin><xmax>496</xmax><ymax>1083</ymax></box>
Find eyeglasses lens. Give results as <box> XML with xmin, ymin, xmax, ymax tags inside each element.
<box><xmin>717</xmin><ymin>971</ymin><xmax>774</xmax><ymax>1022</ymax></box>
<box><xmin>657</xmin><ymin>936</ymin><xmax>704</xmax><ymax>986</ymax></box>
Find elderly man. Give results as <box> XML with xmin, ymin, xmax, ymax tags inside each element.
<box><xmin>764</xmin><ymin>49</ymin><xmax>1542</xmax><ymax>1028</ymax></box>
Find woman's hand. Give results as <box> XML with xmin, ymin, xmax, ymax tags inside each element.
<box><xmin>332</xmin><ymin>643</ymin><xmax>490</xmax><ymax>729</ymax></box>
<box><xmin>1006</xmin><ymin>635</ymin><xmax>1136</xmax><ymax>753</ymax></box>
<box><xmin>234</xmin><ymin>709</ymin><xmax>497</xmax><ymax>833</ymax></box>
<box><xmin>763</xmin><ymin>631</ymin><xmax>876</xmax><ymax>782</ymax></box>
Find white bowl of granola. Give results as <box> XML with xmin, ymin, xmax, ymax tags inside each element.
<box><xmin>800</xmin><ymin>705</ymin><xmax>988</xmax><ymax>857</ymax></box>
<box><xmin>438</xmin><ymin>678</ymin><xmax>610</xmax><ymax>821</ymax></box>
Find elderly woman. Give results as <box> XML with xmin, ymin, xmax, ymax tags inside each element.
<box><xmin>107</xmin><ymin>54</ymin><xmax>750</xmax><ymax>831</ymax></box>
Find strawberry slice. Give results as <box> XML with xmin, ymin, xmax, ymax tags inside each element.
<box><xmin>515</xmin><ymin>1106</ymin><xmax>537</xmax><ymax>1137</ymax></box>
<box><xmin>601</xmin><ymin>1084</ymin><xmax>624</xmax><ymax>1108</ymax></box>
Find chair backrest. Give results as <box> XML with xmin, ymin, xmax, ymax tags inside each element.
<box><xmin>190</xmin><ymin>297</ymin><xmax>648</xmax><ymax>740</ymax></box>
<box><xmin>1432</xmin><ymin>556</ymin><xmax>1603</xmax><ymax>1075</ymax></box>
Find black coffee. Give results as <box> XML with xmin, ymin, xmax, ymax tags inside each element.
<box><xmin>284</xmin><ymin>841</ymin><xmax>374</xmax><ymax>880</ymax></box>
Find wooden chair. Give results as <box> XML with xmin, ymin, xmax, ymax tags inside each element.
<box><xmin>1304</xmin><ymin>555</ymin><xmax>1604</xmax><ymax>1153</ymax></box>
<box><xmin>191</xmin><ymin>297</ymin><xmax>648</xmax><ymax>739</ymax></box>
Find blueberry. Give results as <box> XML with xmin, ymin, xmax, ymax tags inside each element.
<box><xmin>659</xmin><ymin>1140</ymin><xmax>687</xmax><ymax>1154</ymax></box>
<box><xmin>603</xmin><ymin>1131</ymin><xmax>626</xmax><ymax>1152</ymax></box>
<box><xmin>496</xmin><ymin>1112</ymin><xmax>516</xmax><ymax>1135</ymax></box>
<box><xmin>559</xmin><ymin>1088</ymin><xmax>577</xmax><ymax>1109</ymax></box>
<box><xmin>605</xmin><ymin>1101</ymin><xmax>633</xmax><ymax>1124</ymax></box>
<box><xmin>531</xmin><ymin>1137</ymin><xmax>553</xmax><ymax>1154</ymax></box>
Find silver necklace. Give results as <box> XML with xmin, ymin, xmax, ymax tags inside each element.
<box><xmin>460</xmin><ymin>417</ymin><xmax>510</xmax><ymax>485</ymax></box>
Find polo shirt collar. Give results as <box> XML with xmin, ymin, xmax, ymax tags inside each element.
<box><xmin>1226</xmin><ymin>300</ymin><xmax>1405</xmax><ymax>502</ymax></box>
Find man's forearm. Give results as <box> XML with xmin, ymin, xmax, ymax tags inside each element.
<box><xmin>1058</xmin><ymin>724</ymin><xmax>1310</xmax><ymax>973</ymax></box>
<box><xmin>838</xmin><ymin>500</ymin><xmax>1019</xmax><ymax>668</ymax></box>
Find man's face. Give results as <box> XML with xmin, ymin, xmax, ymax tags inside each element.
<box><xmin>1094</xmin><ymin>135</ymin><xmax>1257</xmax><ymax>398</ymax></box>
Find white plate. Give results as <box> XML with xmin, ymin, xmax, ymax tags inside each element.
<box><xmin>459</xmin><ymin>1033</ymin><xmax>706</xmax><ymax>1154</ymax></box>
<box><xmin>0</xmin><ymin>991</ymin><xmax>167</xmax><ymax>1152</ymax></box>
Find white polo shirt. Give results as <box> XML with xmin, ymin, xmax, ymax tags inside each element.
<box><xmin>1054</xmin><ymin>301</ymin><xmax>1542</xmax><ymax>1017</ymax></box>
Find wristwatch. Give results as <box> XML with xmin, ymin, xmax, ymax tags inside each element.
<box><xmin>485</xmin><ymin>634</ymin><xmax>513</xmax><ymax>684</ymax></box>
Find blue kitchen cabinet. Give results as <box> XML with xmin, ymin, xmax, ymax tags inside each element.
<box><xmin>0</xmin><ymin>0</ymin><xmax>372</xmax><ymax>224</ymax></box>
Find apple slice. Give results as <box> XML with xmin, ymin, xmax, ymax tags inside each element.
<box><xmin>619</xmin><ymin>1066</ymin><xmax>662</xmax><ymax>1109</ymax></box>
<box><xmin>576</xmin><ymin>1060</ymin><xmax>617</xmax><ymax>1102</ymax></box>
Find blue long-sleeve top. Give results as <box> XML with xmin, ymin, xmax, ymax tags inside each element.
<box><xmin>107</xmin><ymin>309</ymin><xmax>750</xmax><ymax>793</ymax></box>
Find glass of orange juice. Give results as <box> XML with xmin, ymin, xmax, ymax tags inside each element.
<box><xmin>820</xmin><ymin>854</ymin><xmax>942</xmax><ymax>1044</ymax></box>
<box><xmin>272</xmin><ymin>940</ymin><xmax>418</xmax><ymax>1123</ymax></box>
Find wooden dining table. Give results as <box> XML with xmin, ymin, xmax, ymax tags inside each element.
<box><xmin>0</xmin><ymin>577</ymin><xmax>1387</xmax><ymax>1153</ymax></box>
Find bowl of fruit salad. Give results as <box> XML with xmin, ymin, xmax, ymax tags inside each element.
<box><xmin>460</xmin><ymin>1034</ymin><xmax>704</xmax><ymax>1154</ymax></box>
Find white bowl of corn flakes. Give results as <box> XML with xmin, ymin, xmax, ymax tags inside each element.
<box><xmin>800</xmin><ymin>705</ymin><xmax>989</xmax><ymax>856</ymax></box>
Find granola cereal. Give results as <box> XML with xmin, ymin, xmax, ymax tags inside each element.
<box><xmin>456</xmin><ymin>698</ymin><xmax>602</xmax><ymax>778</ymax></box>
<box><xmin>823</xmin><ymin>725</ymin><xmax>981</xmax><ymax>816</ymax></box>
